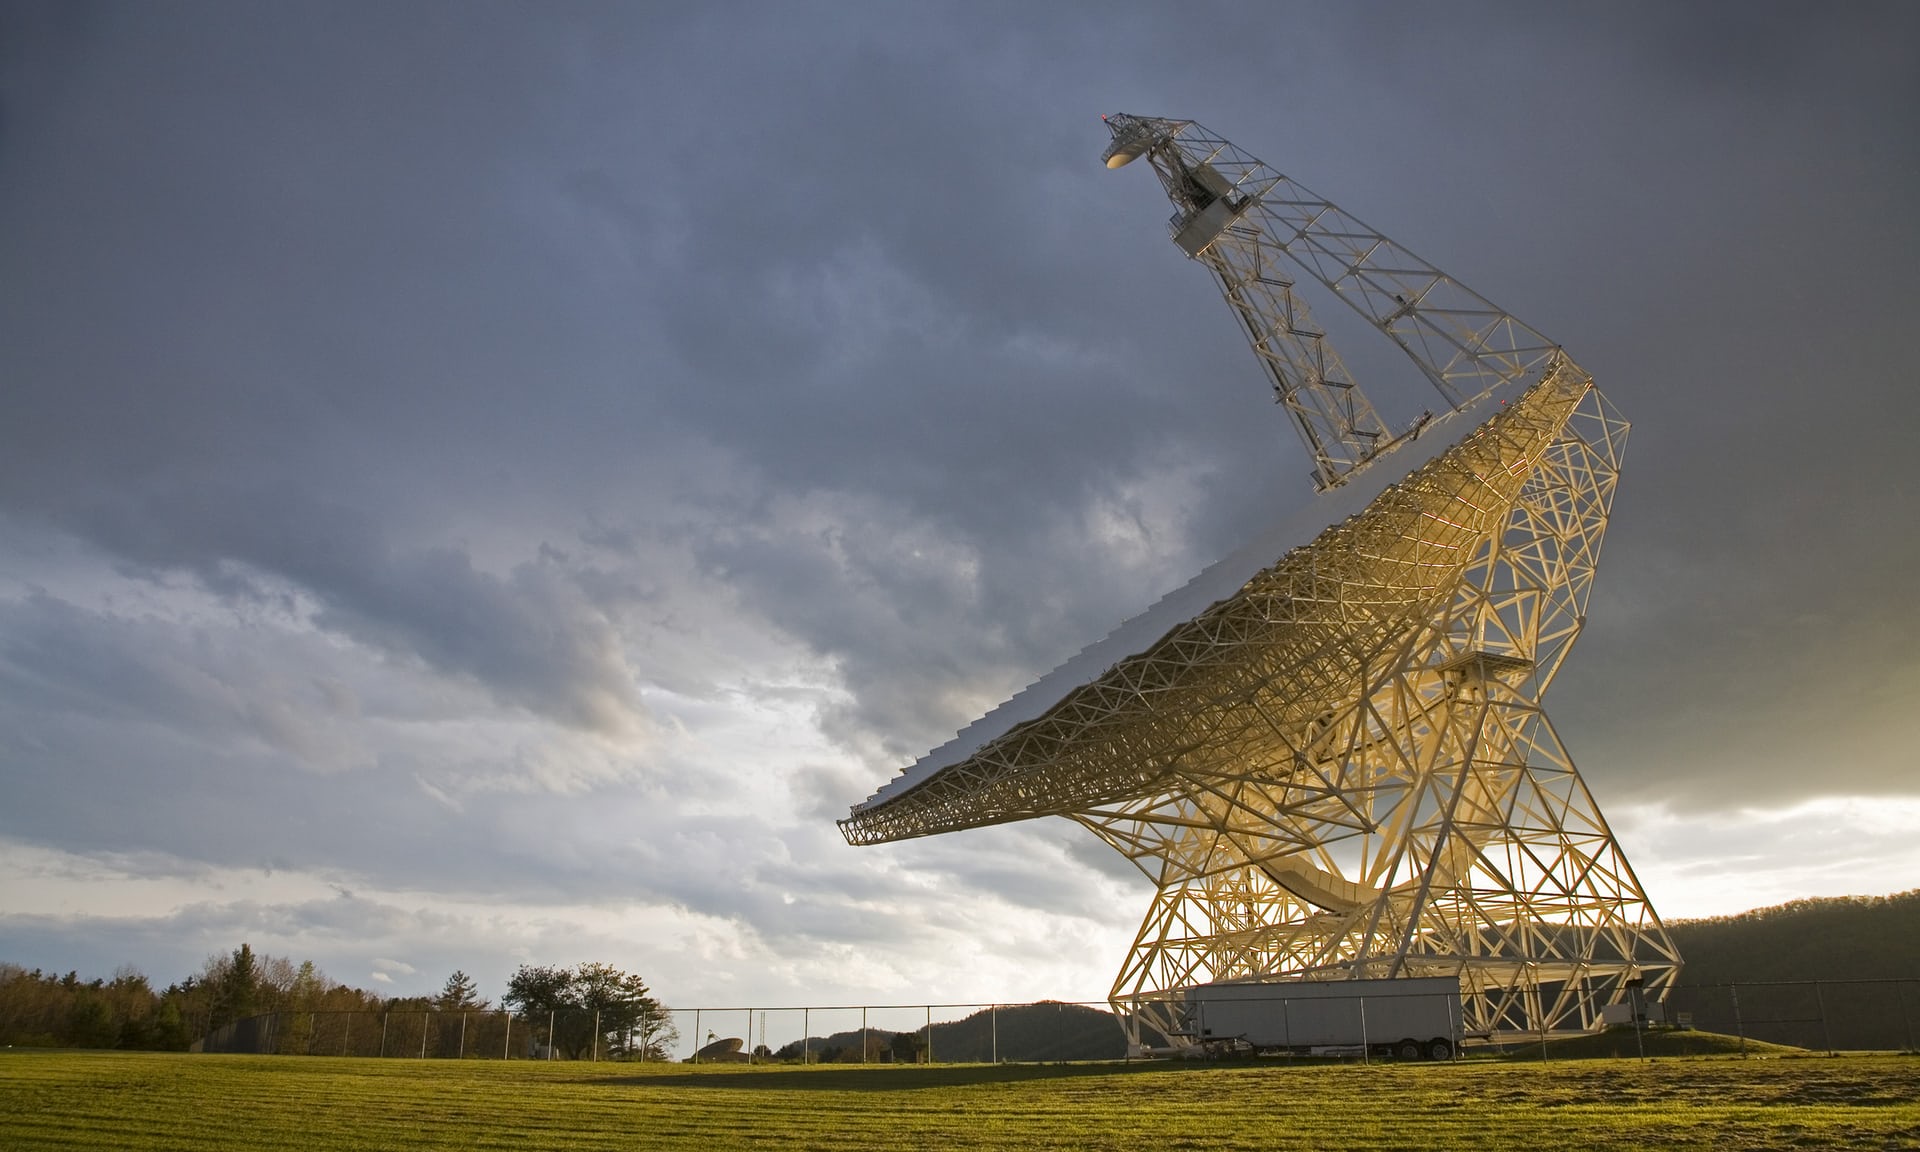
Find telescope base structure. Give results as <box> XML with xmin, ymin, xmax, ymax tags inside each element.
<box><xmin>1081</xmin><ymin>383</ymin><xmax>1676</xmax><ymax>1044</ymax></box>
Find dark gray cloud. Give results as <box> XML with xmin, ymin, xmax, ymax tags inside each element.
<box><xmin>1</xmin><ymin>0</ymin><xmax>1916</xmax><ymax>1000</ymax></box>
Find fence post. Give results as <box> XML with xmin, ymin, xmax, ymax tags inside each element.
<box><xmin>343</xmin><ymin>1013</ymin><xmax>351</xmax><ymax>1057</ymax></box>
<box><xmin>459</xmin><ymin>1012</ymin><xmax>467</xmax><ymax>1059</ymax></box>
<box><xmin>1729</xmin><ymin>984</ymin><xmax>1746</xmax><ymax>1057</ymax></box>
<box><xmin>593</xmin><ymin>1010</ymin><xmax>600</xmax><ymax>1062</ymax></box>
<box><xmin>1359</xmin><ymin>996</ymin><xmax>1368</xmax><ymax>1065</ymax></box>
<box><xmin>1629</xmin><ymin>981</ymin><xmax>1646</xmax><ymax>1062</ymax></box>
<box><xmin>1902</xmin><ymin>980</ymin><xmax>1916</xmax><ymax>1053</ymax></box>
<box><xmin>420</xmin><ymin>1012</ymin><xmax>429</xmax><ymax>1059</ymax></box>
<box><xmin>693</xmin><ymin>1009</ymin><xmax>700</xmax><ymax>1064</ymax></box>
<box><xmin>380</xmin><ymin>1011</ymin><xmax>389</xmax><ymax>1058</ymax></box>
<box><xmin>992</xmin><ymin>1004</ymin><xmax>998</xmax><ymax>1065</ymax></box>
<box><xmin>1282</xmin><ymin>998</ymin><xmax>1292</xmax><ymax>1063</ymax></box>
<box><xmin>862</xmin><ymin>1007</ymin><xmax>868</xmax><ymax>1064</ymax></box>
<box><xmin>926</xmin><ymin>1005</ymin><xmax>933</xmax><ymax>1064</ymax></box>
<box><xmin>804</xmin><ymin>1007</ymin><xmax>810</xmax><ymax>1065</ymax></box>
<box><xmin>503</xmin><ymin>1012</ymin><xmax>512</xmax><ymax>1060</ymax></box>
<box><xmin>1814</xmin><ymin>981</ymin><xmax>1834</xmax><ymax>1055</ymax></box>
<box><xmin>640</xmin><ymin>1006</ymin><xmax>648</xmax><ymax>1063</ymax></box>
<box><xmin>1451</xmin><ymin>994</ymin><xmax>1459</xmax><ymax>1062</ymax></box>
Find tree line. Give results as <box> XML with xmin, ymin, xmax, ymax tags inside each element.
<box><xmin>14</xmin><ymin>894</ymin><xmax>1914</xmax><ymax>1056</ymax></box>
<box><xmin>0</xmin><ymin>945</ymin><xmax>674</xmax><ymax>1058</ymax></box>
<box><xmin>1666</xmin><ymin>889</ymin><xmax>1920</xmax><ymax>986</ymax></box>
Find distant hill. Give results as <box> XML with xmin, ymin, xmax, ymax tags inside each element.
<box><xmin>774</xmin><ymin>1002</ymin><xmax>1158</xmax><ymax>1063</ymax></box>
<box><xmin>924</xmin><ymin>1002</ymin><xmax>1149</xmax><ymax>1062</ymax></box>
<box><xmin>1666</xmin><ymin>889</ymin><xmax>1920</xmax><ymax>985</ymax></box>
<box><xmin>1660</xmin><ymin>890</ymin><xmax>1920</xmax><ymax>1051</ymax></box>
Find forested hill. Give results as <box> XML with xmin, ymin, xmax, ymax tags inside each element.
<box><xmin>1666</xmin><ymin>890</ymin><xmax>1920</xmax><ymax>985</ymax></box>
<box><xmin>781</xmin><ymin>1002</ymin><xmax>1148</xmax><ymax>1064</ymax></box>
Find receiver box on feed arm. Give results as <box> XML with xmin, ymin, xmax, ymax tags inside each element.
<box><xmin>1184</xmin><ymin>976</ymin><xmax>1464</xmax><ymax>1060</ymax></box>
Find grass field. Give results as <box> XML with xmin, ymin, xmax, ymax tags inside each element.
<box><xmin>3</xmin><ymin>1049</ymin><xmax>1918</xmax><ymax>1151</ymax></box>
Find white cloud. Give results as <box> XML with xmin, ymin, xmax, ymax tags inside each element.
<box><xmin>1614</xmin><ymin>796</ymin><xmax>1920</xmax><ymax>920</ymax></box>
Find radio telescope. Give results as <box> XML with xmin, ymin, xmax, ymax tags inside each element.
<box><xmin>840</xmin><ymin>114</ymin><xmax>1679</xmax><ymax>1043</ymax></box>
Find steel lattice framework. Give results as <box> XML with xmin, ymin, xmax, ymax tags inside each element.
<box><xmin>840</xmin><ymin>115</ymin><xmax>1677</xmax><ymax>1044</ymax></box>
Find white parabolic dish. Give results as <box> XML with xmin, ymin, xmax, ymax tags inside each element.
<box><xmin>850</xmin><ymin>373</ymin><xmax>1533</xmax><ymax>817</ymax></box>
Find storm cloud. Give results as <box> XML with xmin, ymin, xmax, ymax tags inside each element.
<box><xmin>2</xmin><ymin>0</ymin><xmax>1916</xmax><ymax>1008</ymax></box>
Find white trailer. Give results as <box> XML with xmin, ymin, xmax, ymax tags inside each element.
<box><xmin>1183</xmin><ymin>976</ymin><xmax>1463</xmax><ymax>1060</ymax></box>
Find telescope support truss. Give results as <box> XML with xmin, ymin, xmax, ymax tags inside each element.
<box><xmin>841</xmin><ymin>114</ymin><xmax>1678</xmax><ymax>1045</ymax></box>
<box><xmin>1076</xmin><ymin>381</ymin><xmax>1677</xmax><ymax>1042</ymax></box>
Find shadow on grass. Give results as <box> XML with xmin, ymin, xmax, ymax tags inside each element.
<box><xmin>600</xmin><ymin>1061</ymin><xmax>1198</xmax><ymax>1092</ymax></box>
<box><xmin>1490</xmin><ymin>1029</ymin><xmax>1807</xmax><ymax>1062</ymax></box>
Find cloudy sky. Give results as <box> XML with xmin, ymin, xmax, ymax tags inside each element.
<box><xmin>3</xmin><ymin>1</ymin><xmax>1917</xmax><ymax>1020</ymax></box>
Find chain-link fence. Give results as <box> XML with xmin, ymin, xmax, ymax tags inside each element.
<box><xmin>670</xmin><ymin>1001</ymin><xmax>1146</xmax><ymax>1065</ymax></box>
<box><xmin>1663</xmin><ymin>979</ymin><xmax>1920</xmax><ymax>1053</ymax></box>
<box><xmin>193</xmin><ymin>1001</ymin><xmax>1141</xmax><ymax>1062</ymax></box>
<box><xmin>192</xmin><ymin>980</ymin><xmax>1920</xmax><ymax>1061</ymax></box>
<box><xmin>195</xmin><ymin>1006</ymin><xmax>678</xmax><ymax>1059</ymax></box>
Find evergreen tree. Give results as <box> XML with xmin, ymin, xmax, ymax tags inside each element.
<box><xmin>66</xmin><ymin>994</ymin><xmax>116</xmax><ymax>1047</ymax></box>
<box><xmin>290</xmin><ymin>960</ymin><xmax>330</xmax><ymax>1009</ymax></box>
<box><xmin>211</xmin><ymin>943</ymin><xmax>259</xmax><ymax>1029</ymax></box>
<box><xmin>151</xmin><ymin>999</ymin><xmax>190</xmax><ymax>1051</ymax></box>
<box><xmin>436</xmin><ymin>970</ymin><xmax>487</xmax><ymax>1012</ymax></box>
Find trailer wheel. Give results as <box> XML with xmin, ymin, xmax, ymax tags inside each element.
<box><xmin>1395</xmin><ymin>1039</ymin><xmax>1422</xmax><ymax>1062</ymax></box>
<box><xmin>1426</xmin><ymin>1037</ymin><xmax>1454</xmax><ymax>1061</ymax></box>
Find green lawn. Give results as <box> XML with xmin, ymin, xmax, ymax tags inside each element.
<box><xmin>3</xmin><ymin>1049</ymin><xmax>1917</xmax><ymax>1150</ymax></box>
